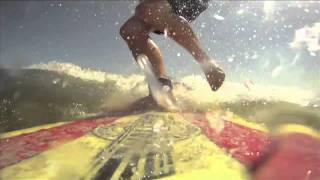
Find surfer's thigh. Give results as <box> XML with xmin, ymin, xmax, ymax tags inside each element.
<box><xmin>120</xmin><ymin>16</ymin><xmax>151</xmax><ymax>40</ymax></box>
<box><xmin>135</xmin><ymin>0</ymin><xmax>172</xmax><ymax>32</ymax></box>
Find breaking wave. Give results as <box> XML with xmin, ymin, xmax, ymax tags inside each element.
<box><xmin>0</xmin><ymin>61</ymin><xmax>319</xmax><ymax>132</ymax></box>
<box><xmin>28</xmin><ymin>61</ymin><xmax>317</xmax><ymax>106</ymax></box>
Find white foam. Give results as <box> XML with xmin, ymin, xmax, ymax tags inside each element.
<box><xmin>26</xmin><ymin>60</ymin><xmax>146</xmax><ymax>92</ymax></box>
<box><xmin>27</xmin><ymin>61</ymin><xmax>316</xmax><ymax>109</ymax></box>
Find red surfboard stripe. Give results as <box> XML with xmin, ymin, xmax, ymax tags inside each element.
<box><xmin>187</xmin><ymin>113</ymin><xmax>271</xmax><ymax>167</ymax></box>
<box><xmin>0</xmin><ymin>117</ymin><xmax>118</xmax><ymax>169</ymax></box>
<box><xmin>252</xmin><ymin>133</ymin><xmax>320</xmax><ymax>180</ymax></box>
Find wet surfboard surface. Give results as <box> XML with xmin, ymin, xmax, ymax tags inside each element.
<box><xmin>0</xmin><ymin>112</ymin><xmax>319</xmax><ymax>179</ymax></box>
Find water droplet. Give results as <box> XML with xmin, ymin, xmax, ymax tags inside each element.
<box><xmin>213</xmin><ymin>14</ymin><xmax>225</xmax><ymax>21</ymax></box>
<box><xmin>52</xmin><ymin>78</ymin><xmax>60</xmax><ymax>84</ymax></box>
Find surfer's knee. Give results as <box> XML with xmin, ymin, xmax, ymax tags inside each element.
<box><xmin>120</xmin><ymin>17</ymin><xmax>149</xmax><ymax>42</ymax></box>
<box><xmin>119</xmin><ymin>21</ymin><xmax>133</xmax><ymax>41</ymax></box>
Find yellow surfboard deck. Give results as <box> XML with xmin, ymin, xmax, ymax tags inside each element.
<box><xmin>0</xmin><ymin>112</ymin><xmax>249</xmax><ymax>180</ymax></box>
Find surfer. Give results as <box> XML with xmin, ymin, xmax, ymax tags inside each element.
<box><xmin>119</xmin><ymin>0</ymin><xmax>225</xmax><ymax>111</ymax></box>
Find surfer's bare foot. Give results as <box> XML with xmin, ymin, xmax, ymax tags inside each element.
<box><xmin>119</xmin><ymin>75</ymin><xmax>179</xmax><ymax>113</ymax></box>
<box><xmin>201</xmin><ymin>60</ymin><xmax>225</xmax><ymax>91</ymax></box>
<box><xmin>156</xmin><ymin>76</ymin><xmax>179</xmax><ymax>111</ymax></box>
<box><xmin>145</xmin><ymin>75</ymin><xmax>179</xmax><ymax>112</ymax></box>
<box><xmin>158</xmin><ymin>75</ymin><xmax>173</xmax><ymax>95</ymax></box>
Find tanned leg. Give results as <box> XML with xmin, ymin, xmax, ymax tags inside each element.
<box><xmin>120</xmin><ymin>16</ymin><xmax>166</xmax><ymax>77</ymax></box>
<box><xmin>135</xmin><ymin>0</ymin><xmax>225</xmax><ymax>91</ymax></box>
<box><xmin>135</xmin><ymin>0</ymin><xmax>211</xmax><ymax>63</ymax></box>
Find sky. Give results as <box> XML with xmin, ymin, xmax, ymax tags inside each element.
<box><xmin>0</xmin><ymin>1</ymin><xmax>319</xmax><ymax>88</ymax></box>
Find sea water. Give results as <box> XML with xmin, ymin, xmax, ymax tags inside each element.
<box><xmin>0</xmin><ymin>61</ymin><xmax>319</xmax><ymax>132</ymax></box>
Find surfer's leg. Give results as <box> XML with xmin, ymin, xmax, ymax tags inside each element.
<box><xmin>135</xmin><ymin>0</ymin><xmax>210</xmax><ymax>63</ymax></box>
<box><xmin>135</xmin><ymin>0</ymin><xmax>225</xmax><ymax>91</ymax></box>
<box><xmin>120</xmin><ymin>16</ymin><xmax>166</xmax><ymax>77</ymax></box>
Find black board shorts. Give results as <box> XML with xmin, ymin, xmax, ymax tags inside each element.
<box><xmin>153</xmin><ymin>0</ymin><xmax>209</xmax><ymax>35</ymax></box>
<box><xmin>167</xmin><ymin>0</ymin><xmax>210</xmax><ymax>22</ymax></box>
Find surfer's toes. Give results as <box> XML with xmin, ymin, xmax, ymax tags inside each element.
<box><xmin>203</xmin><ymin>61</ymin><xmax>225</xmax><ymax>91</ymax></box>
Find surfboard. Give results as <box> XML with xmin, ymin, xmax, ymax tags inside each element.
<box><xmin>1</xmin><ymin>111</ymin><xmax>319</xmax><ymax>179</ymax></box>
<box><xmin>0</xmin><ymin>112</ymin><xmax>258</xmax><ymax>179</ymax></box>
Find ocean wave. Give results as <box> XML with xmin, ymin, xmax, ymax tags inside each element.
<box><xmin>27</xmin><ymin>61</ymin><xmax>316</xmax><ymax>106</ymax></box>
<box><xmin>0</xmin><ymin>61</ymin><xmax>318</xmax><ymax>132</ymax></box>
